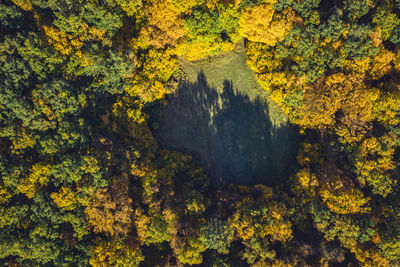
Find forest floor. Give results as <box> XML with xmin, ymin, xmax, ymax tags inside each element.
<box><xmin>149</xmin><ymin>40</ymin><xmax>301</xmax><ymax>185</ymax></box>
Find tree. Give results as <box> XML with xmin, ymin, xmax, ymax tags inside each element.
<box><xmin>144</xmin><ymin>215</ymin><xmax>171</xmax><ymax>245</ymax></box>
<box><xmin>199</xmin><ymin>218</ymin><xmax>234</xmax><ymax>254</ymax></box>
<box><xmin>293</xmin><ymin>73</ymin><xmax>379</xmax><ymax>144</ymax></box>
<box><xmin>90</xmin><ymin>237</ymin><xmax>144</xmax><ymax>267</ymax></box>
<box><xmin>126</xmin><ymin>48</ymin><xmax>179</xmax><ymax>102</ymax></box>
<box><xmin>85</xmin><ymin>187</ymin><xmax>133</xmax><ymax>236</ymax></box>
<box><xmin>17</xmin><ymin>163</ymin><xmax>51</xmax><ymax>199</ymax></box>
<box><xmin>343</xmin><ymin>24</ymin><xmax>378</xmax><ymax>61</ymax></box>
<box><xmin>176</xmin><ymin>235</ymin><xmax>207</xmax><ymax>265</ymax></box>
<box><xmin>315</xmin><ymin>167</ymin><xmax>370</xmax><ymax>214</ymax></box>
<box><xmin>353</xmin><ymin>134</ymin><xmax>398</xmax><ymax>197</ymax></box>
<box><xmin>11</xmin><ymin>0</ymin><xmax>32</xmax><ymax>11</ymax></box>
<box><xmin>343</xmin><ymin>0</ymin><xmax>373</xmax><ymax>21</ymax></box>
<box><xmin>372</xmin><ymin>90</ymin><xmax>400</xmax><ymax>126</ymax></box>
<box><xmin>140</xmin><ymin>0</ymin><xmax>188</xmax><ymax>48</ymax></box>
<box><xmin>373</xmin><ymin>6</ymin><xmax>400</xmax><ymax>41</ymax></box>
<box><xmin>0</xmin><ymin>4</ymin><xmax>23</xmax><ymax>31</ymax></box>
<box><xmin>239</xmin><ymin>3</ymin><xmax>297</xmax><ymax>46</ymax></box>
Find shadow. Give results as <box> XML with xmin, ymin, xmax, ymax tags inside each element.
<box><xmin>150</xmin><ymin>72</ymin><xmax>300</xmax><ymax>186</ymax></box>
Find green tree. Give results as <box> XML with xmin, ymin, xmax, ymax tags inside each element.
<box><xmin>200</xmin><ymin>218</ymin><xmax>234</xmax><ymax>254</ymax></box>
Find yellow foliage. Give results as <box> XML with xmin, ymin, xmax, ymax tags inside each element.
<box><xmin>85</xmin><ymin>188</ymin><xmax>133</xmax><ymax>236</ymax></box>
<box><xmin>394</xmin><ymin>47</ymin><xmax>400</xmax><ymax>71</ymax></box>
<box><xmin>134</xmin><ymin>209</ymin><xmax>150</xmax><ymax>243</ymax></box>
<box><xmin>239</xmin><ymin>4</ymin><xmax>274</xmax><ymax>43</ymax></box>
<box><xmin>293</xmin><ymin>168</ymin><xmax>319</xmax><ymax>200</ymax></box>
<box><xmin>245</xmin><ymin>40</ymin><xmax>304</xmax><ymax>119</ymax></box>
<box><xmin>373</xmin><ymin>90</ymin><xmax>400</xmax><ymax>125</ymax></box>
<box><xmin>50</xmin><ymin>186</ymin><xmax>78</xmax><ymax>211</ymax></box>
<box><xmin>354</xmin><ymin>134</ymin><xmax>398</xmax><ymax>197</ymax></box>
<box><xmin>185</xmin><ymin>197</ymin><xmax>207</xmax><ymax>215</ymax></box>
<box><xmin>357</xmin><ymin>136</ymin><xmax>397</xmax><ymax>175</ymax></box>
<box><xmin>320</xmin><ymin>189</ymin><xmax>371</xmax><ymax>214</ymax></box>
<box><xmin>369</xmin><ymin>47</ymin><xmax>394</xmax><ymax>79</ymax></box>
<box><xmin>246</xmin><ymin>42</ymin><xmax>283</xmax><ymax>74</ymax></box>
<box><xmin>260</xmin><ymin>203</ymin><xmax>293</xmax><ymax>242</ymax></box>
<box><xmin>131</xmin><ymin>161</ymin><xmax>149</xmax><ymax>178</ymax></box>
<box><xmin>176</xmin><ymin>236</ymin><xmax>207</xmax><ymax>265</ymax></box>
<box><xmin>172</xmin><ymin>0</ymin><xmax>202</xmax><ymax>13</ymax></box>
<box><xmin>229</xmin><ymin>197</ymin><xmax>292</xmax><ymax>242</ymax></box>
<box><xmin>371</xmin><ymin>27</ymin><xmax>383</xmax><ymax>47</ymax></box>
<box><xmin>141</xmin><ymin>0</ymin><xmax>187</xmax><ymax>48</ymax></box>
<box><xmin>174</xmin><ymin>38</ymin><xmax>235</xmax><ymax>61</ymax></box>
<box><xmin>335</xmin><ymin>124</ymin><xmax>367</xmax><ymax>144</ymax></box>
<box><xmin>85</xmin><ymin>189</ymin><xmax>117</xmax><ymax>234</ymax></box>
<box><xmin>350</xmin><ymin>245</ymin><xmax>389</xmax><ymax>267</ymax></box>
<box><xmin>11</xmin><ymin>0</ymin><xmax>32</xmax><ymax>11</ymax></box>
<box><xmin>114</xmin><ymin>0</ymin><xmax>143</xmax><ymax>17</ymax></box>
<box><xmin>112</xmin><ymin>96</ymin><xmax>146</xmax><ymax>123</ymax></box>
<box><xmin>80</xmin><ymin>155</ymin><xmax>101</xmax><ymax>174</ymax></box>
<box><xmin>229</xmin><ymin>208</ymin><xmax>255</xmax><ymax>240</ymax></box>
<box><xmin>0</xmin><ymin>185</ymin><xmax>13</xmax><ymax>204</ymax></box>
<box><xmin>343</xmin><ymin>58</ymin><xmax>371</xmax><ymax>74</ymax></box>
<box><xmin>291</xmin><ymin>171</ymin><xmax>317</xmax><ymax>203</ymax></box>
<box><xmin>294</xmin><ymin>73</ymin><xmax>379</xmax><ymax>135</ymax></box>
<box><xmin>239</xmin><ymin>5</ymin><xmax>297</xmax><ymax>46</ymax></box>
<box><xmin>11</xmin><ymin>129</ymin><xmax>36</xmax><ymax>154</ymax></box>
<box><xmin>18</xmin><ymin>163</ymin><xmax>51</xmax><ymax>199</ymax></box>
<box><xmin>126</xmin><ymin>48</ymin><xmax>179</xmax><ymax>102</ymax></box>
<box><xmin>297</xmin><ymin>169</ymin><xmax>319</xmax><ymax>188</ymax></box>
<box><xmin>43</xmin><ymin>24</ymin><xmax>108</xmax><ymax>62</ymax></box>
<box><xmin>90</xmin><ymin>237</ymin><xmax>144</xmax><ymax>267</ymax></box>
<box><xmin>43</xmin><ymin>26</ymin><xmax>82</xmax><ymax>56</ymax></box>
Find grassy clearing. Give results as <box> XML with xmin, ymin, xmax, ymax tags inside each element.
<box><xmin>179</xmin><ymin>40</ymin><xmax>288</xmax><ymax>127</ymax></box>
<box><xmin>150</xmin><ymin>40</ymin><xmax>300</xmax><ymax>185</ymax></box>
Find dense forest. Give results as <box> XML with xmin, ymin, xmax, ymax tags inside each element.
<box><xmin>1</xmin><ymin>0</ymin><xmax>400</xmax><ymax>266</ymax></box>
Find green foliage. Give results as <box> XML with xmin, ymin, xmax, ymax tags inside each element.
<box><xmin>144</xmin><ymin>216</ymin><xmax>171</xmax><ymax>245</ymax></box>
<box><xmin>343</xmin><ymin>0</ymin><xmax>372</xmax><ymax>21</ymax></box>
<box><xmin>0</xmin><ymin>4</ymin><xmax>23</xmax><ymax>31</ymax></box>
<box><xmin>1</xmin><ymin>0</ymin><xmax>400</xmax><ymax>266</ymax></box>
<box><xmin>311</xmin><ymin>204</ymin><xmax>375</xmax><ymax>248</ymax></box>
<box><xmin>200</xmin><ymin>218</ymin><xmax>234</xmax><ymax>254</ymax></box>
<box><xmin>81</xmin><ymin>51</ymin><xmax>133</xmax><ymax>95</ymax></box>
<box><xmin>292</xmin><ymin>0</ymin><xmax>321</xmax><ymax>23</ymax></box>
<box><xmin>343</xmin><ymin>24</ymin><xmax>377</xmax><ymax>60</ymax></box>
<box><xmin>241</xmin><ymin>236</ymin><xmax>276</xmax><ymax>264</ymax></box>
<box><xmin>373</xmin><ymin>6</ymin><xmax>400</xmax><ymax>41</ymax></box>
<box><xmin>185</xmin><ymin>8</ymin><xmax>221</xmax><ymax>43</ymax></box>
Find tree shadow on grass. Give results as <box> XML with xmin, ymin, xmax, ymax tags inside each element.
<box><xmin>151</xmin><ymin>71</ymin><xmax>300</xmax><ymax>186</ymax></box>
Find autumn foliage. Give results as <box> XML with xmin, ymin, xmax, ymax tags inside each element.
<box><xmin>1</xmin><ymin>0</ymin><xmax>400</xmax><ymax>266</ymax></box>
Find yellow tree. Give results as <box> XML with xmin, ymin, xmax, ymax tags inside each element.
<box><xmin>372</xmin><ymin>89</ymin><xmax>400</xmax><ymax>126</ymax></box>
<box><xmin>315</xmin><ymin>164</ymin><xmax>371</xmax><ymax>215</ymax></box>
<box><xmin>11</xmin><ymin>128</ymin><xmax>36</xmax><ymax>154</ymax></box>
<box><xmin>140</xmin><ymin>0</ymin><xmax>188</xmax><ymax>48</ymax></box>
<box><xmin>90</xmin><ymin>237</ymin><xmax>144</xmax><ymax>267</ymax></box>
<box><xmin>18</xmin><ymin>163</ymin><xmax>51</xmax><ymax>199</ymax></box>
<box><xmin>368</xmin><ymin>46</ymin><xmax>394</xmax><ymax>79</ymax></box>
<box><xmin>50</xmin><ymin>186</ymin><xmax>79</xmax><ymax>211</ymax></box>
<box><xmin>353</xmin><ymin>134</ymin><xmax>398</xmax><ymax>197</ymax></box>
<box><xmin>85</xmin><ymin>186</ymin><xmax>133</xmax><ymax>236</ymax></box>
<box><xmin>126</xmin><ymin>48</ymin><xmax>179</xmax><ymax>102</ymax></box>
<box><xmin>239</xmin><ymin>3</ymin><xmax>298</xmax><ymax>46</ymax></box>
<box><xmin>11</xmin><ymin>0</ymin><xmax>32</xmax><ymax>11</ymax></box>
<box><xmin>246</xmin><ymin>40</ymin><xmax>303</xmax><ymax>118</ymax></box>
<box><xmin>294</xmin><ymin>73</ymin><xmax>379</xmax><ymax>143</ymax></box>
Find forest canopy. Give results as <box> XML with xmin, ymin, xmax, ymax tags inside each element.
<box><xmin>1</xmin><ymin>0</ymin><xmax>400</xmax><ymax>266</ymax></box>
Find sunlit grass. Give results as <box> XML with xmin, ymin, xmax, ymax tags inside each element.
<box><xmin>178</xmin><ymin>39</ymin><xmax>289</xmax><ymax>128</ymax></box>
